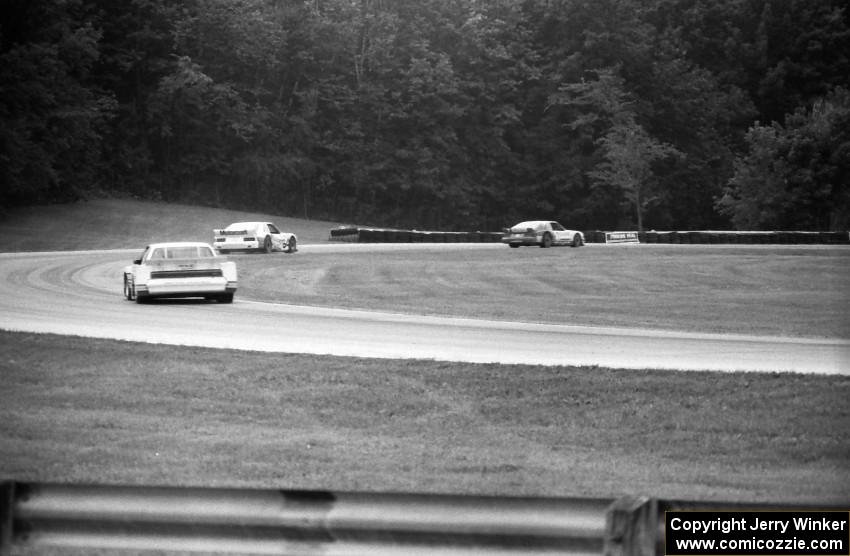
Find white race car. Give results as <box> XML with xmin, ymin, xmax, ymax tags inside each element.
<box><xmin>123</xmin><ymin>242</ymin><xmax>238</xmax><ymax>303</ymax></box>
<box><xmin>502</xmin><ymin>221</ymin><xmax>585</xmax><ymax>248</ymax></box>
<box><xmin>213</xmin><ymin>221</ymin><xmax>297</xmax><ymax>254</ymax></box>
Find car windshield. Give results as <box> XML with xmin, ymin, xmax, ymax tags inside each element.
<box><xmin>225</xmin><ymin>222</ymin><xmax>254</xmax><ymax>232</ymax></box>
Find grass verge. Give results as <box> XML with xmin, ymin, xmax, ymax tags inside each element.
<box><xmin>234</xmin><ymin>244</ymin><xmax>850</xmax><ymax>338</ymax></box>
<box><xmin>0</xmin><ymin>198</ymin><xmax>345</xmax><ymax>250</ymax></box>
<box><xmin>1</xmin><ymin>330</ymin><xmax>848</xmax><ymax>504</ymax></box>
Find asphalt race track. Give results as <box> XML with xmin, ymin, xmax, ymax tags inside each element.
<box><xmin>0</xmin><ymin>247</ymin><xmax>848</xmax><ymax>375</ymax></box>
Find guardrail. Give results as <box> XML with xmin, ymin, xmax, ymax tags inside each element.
<box><xmin>3</xmin><ymin>483</ymin><xmax>846</xmax><ymax>556</ymax></box>
<box><xmin>0</xmin><ymin>481</ymin><xmax>612</xmax><ymax>555</ymax></box>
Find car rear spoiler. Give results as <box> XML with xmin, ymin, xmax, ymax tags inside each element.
<box><xmin>213</xmin><ymin>229</ymin><xmax>250</xmax><ymax>235</ymax></box>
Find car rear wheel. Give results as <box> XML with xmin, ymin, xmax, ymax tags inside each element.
<box><xmin>218</xmin><ymin>293</ymin><xmax>234</xmax><ymax>303</ymax></box>
<box><xmin>123</xmin><ymin>275</ymin><xmax>134</xmax><ymax>301</ymax></box>
<box><xmin>286</xmin><ymin>237</ymin><xmax>297</xmax><ymax>253</ymax></box>
<box><xmin>509</xmin><ymin>244</ymin><xmax>519</xmax><ymax>248</ymax></box>
<box><xmin>263</xmin><ymin>236</ymin><xmax>273</xmax><ymax>253</ymax></box>
<box><xmin>540</xmin><ymin>233</ymin><xmax>552</xmax><ymax>248</ymax></box>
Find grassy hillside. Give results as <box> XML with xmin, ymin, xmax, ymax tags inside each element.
<box><xmin>0</xmin><ymin>198</ymin><xmax>348</xmax><ymax>251</ymax></box>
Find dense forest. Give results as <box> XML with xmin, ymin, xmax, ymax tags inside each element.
<box><xmin>2</xmin><ymin>0</ymin><xmax>849</xmax><ymax>231</ymax></box>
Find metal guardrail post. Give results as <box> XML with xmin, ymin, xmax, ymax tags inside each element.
<box><xmin>603</xmin><ymin>496</ymin><xmax>657</xmax><ymax>556</ymax></box>
<box><xmin>0</xmin><ymin>482</ymin><xmax>13</xmax><ymax>555</ymax></box>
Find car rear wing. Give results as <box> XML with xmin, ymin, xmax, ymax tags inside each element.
<box><xmin>146</xmin><ymin>257</ymin><xmax>225</xmax><ymax>268</ymax></box>
<box><xmin>145</xmin><ymin>258</ymin><xmax>236</xmax><ymax>278</ymax></box>
<box><xmin>213</xmin><ymin>229</ymin><xmax>251</xmax><ymax>236</ymax></box>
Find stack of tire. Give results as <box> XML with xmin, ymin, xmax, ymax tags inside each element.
<box><xmin>331</xmin><ymin>228</ymin><xmax>503</xmax><ymax>243</ymax></box>
<box><xmin>580</xmin><ymin>230</ymin><xmax>849</xmax><ymax>244</ymax></box>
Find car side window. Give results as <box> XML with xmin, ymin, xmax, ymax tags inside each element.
<box><xmin>268</xmin><ymin>224</ymin><xmax>280</xmax><ymax>234</ymax></box>
<box><xmin>551</xmin><ymin>222</ymin><xmax>565</xmax><ymax>231</ymax></box>
<box><xmin>149</xmin><ymin>248</ymin><xmax>165</xmax><ymax>260</ymax></box>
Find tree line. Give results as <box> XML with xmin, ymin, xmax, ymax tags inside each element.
<box><xmin>2</xmin><ymin>0</ymin><xmax>848</xmax><ymax>231</ymax></box>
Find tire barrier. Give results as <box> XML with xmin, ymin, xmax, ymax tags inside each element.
<box><xmin>330</xmin><ymin>227</ymin><xmax>503</xmax><ymax>243</ymax></box>
<box><xmin>328</xmin><ymin>227</ymin><xmax>361</xmax><ymax>242</ymax></box>
<box><xmin>585</xmin><ymin>230</ymin><xmax>849</xmax><ymax>245</ymax></box>
<box><xmin>330</xmin><ymin>228</ymin><xmax>848</xmax><ymax>245</ymax></box>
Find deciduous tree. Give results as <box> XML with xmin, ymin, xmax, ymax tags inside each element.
<box><xmin>718</xmin><ymin>88</ymin><xmax>850</xmax><ymax>230</ymax></box>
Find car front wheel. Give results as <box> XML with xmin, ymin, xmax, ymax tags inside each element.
<box><xmin>571</xmin><ymin>234</ymin><xmax>583</xmax><ymax>247</ymax></box>
<box><xmin>286</xmin><ymin>237</ymin><xmax>297</xmax><ymax>253</ymax></box>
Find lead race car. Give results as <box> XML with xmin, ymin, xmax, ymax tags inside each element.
<box><xmin>123</xmin><ymin>242</ymin><xmax>238</xmax><ymax>303</ymax></box>
<box><xmin>213</xmin><ymin>221</ymin><xmax>297</xmax><ymax>254</ymax></box>
<box><xmin>502</xmin><ymin>220</ymin><xmax>584</xmax><ymax>248</ymax></box>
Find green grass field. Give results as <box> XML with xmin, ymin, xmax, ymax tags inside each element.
<box><xmin>1</xmin><ymin>199</ymin><xmax>848</xmax><ymax>512</ymax></box>
<box><xmin>2</xmin><ymin>331</ymin><xmax>848</xmax><ymax>504</ymax></box>
<box><xmin>236</xmin><ymin>245</ymin><xmax>849</xmax><ymax>338</ymax></box>
<box><xmin>0</xmin><ymin>197</ymin><xmax>345</xmax><ymax>250</ymax></box>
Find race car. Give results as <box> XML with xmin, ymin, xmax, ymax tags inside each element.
<box><xmin>502</xmin><ymin>221</ymin><xmax>584</xmax><ymax>248</ymax></box>
<box><xmin>123</xmin><ymin>242</ymin><xmax>237</xmax><ymax>303</ymax></box>
<box><xmin>213</xmin><ymin>221</ymin><xmax>297</xmax><ymax>254</ymax></box>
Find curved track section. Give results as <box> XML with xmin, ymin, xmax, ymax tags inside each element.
<box><xmin>0</xmin><ymin>249</ymin><xmax>847</xmax><ymax>374</ymax></box>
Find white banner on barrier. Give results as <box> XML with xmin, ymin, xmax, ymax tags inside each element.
<box><xmin>605</xmin><ymin>231</ymin><xmax>640</xmax><ymax>244</ymax></box>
